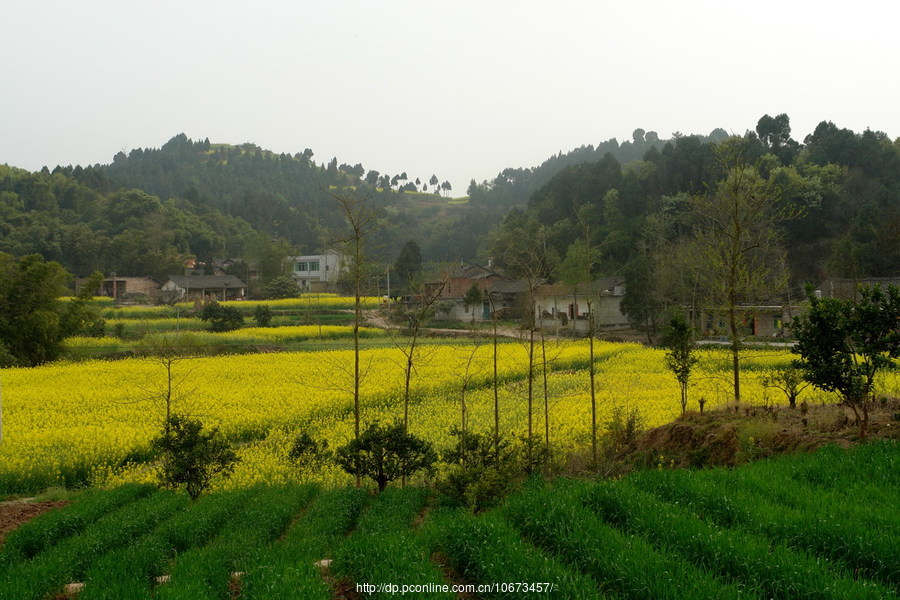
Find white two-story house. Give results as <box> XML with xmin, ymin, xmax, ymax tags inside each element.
<box><xmin>289</xmin><ymin>250</ymin><xmax>346</xmax><ymax>292</ymax></box>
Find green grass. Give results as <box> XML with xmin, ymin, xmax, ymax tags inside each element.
<box><xmin>0</xmin><ymin>490</ymin><xmax>187</xmax><ymax>600</ymax></box>
<box><xmin>1</xmin><ymin>443</ymin><xmax>895</xmax><ymax>599</ymax></box>
<box><xmin>331</xmin><ymin>487</ymin><xmax>453</xmax><ymax>599</ymax></box>
<box><xmin>503</xmin><ymin>481</ymin><xmax>750</xmax><ymax>599</ymax></box>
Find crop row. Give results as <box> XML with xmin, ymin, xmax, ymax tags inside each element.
<box><xmin>2</xmin><ymin>442</ymin><xmax>895</xmax><ymax>599</ymax></box>
<box><xmin>95</xmin><ymin>295</ymin><xmax>383</xmax><ymax>320</ymax></box>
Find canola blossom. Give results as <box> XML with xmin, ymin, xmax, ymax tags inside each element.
<box><xmin>97</xmin><ymin>295</ymin><xmax>384</xmax><ymax>320</ymax></box>
<box><xmin>2</xmin><ymin>341</ymin><xmax>894</xmax><ymax>494</ymax></box>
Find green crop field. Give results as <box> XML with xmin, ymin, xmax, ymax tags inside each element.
<box><xmin>2</xmin><ymin>441</ymin><xmax>896</xmax><ymax>599</ymax></box>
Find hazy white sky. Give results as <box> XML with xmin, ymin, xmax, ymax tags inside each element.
<box><xmin>2</xmin><ymin>0</ymin><xmax>898</xmax><ymax>193</ymax></box>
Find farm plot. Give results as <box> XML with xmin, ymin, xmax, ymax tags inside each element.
<box><xmin>2</xmin><ymin>442</ymin><xmax>894</xmax><ymax>599</ymax></box>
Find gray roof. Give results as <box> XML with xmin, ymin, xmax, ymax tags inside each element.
<box><xmin>818</xmin><ymin>277</ymin><xmax>900</xmax><ymax>299</ymax></box>
<box><xmin>166</xmin><ymin>275</ymin><xmax>246</xmax><ymax>289</ymax></box>
<box><xmin>449</xmin><ymin>263</ymin><xmax>506</xmax><ymax>280</ymax></box>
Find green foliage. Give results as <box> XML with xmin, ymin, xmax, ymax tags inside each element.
<box><xmin>0</xmin><ymin>252</ymin><xmax>71</xmax><ymax>366</ymax></box>
<box><xmin>438</xmin><ymin>428</ymin><xmax>520</xmax><ymax>512</ymax></box>
<box><xmin>601</xmin><ymin>406</ymin><xmax>645</xmax><ymax>460</ymax></box>
<box><xmin>0</xmin><ymin>484</ymin><xmax>155</xmax><ymax>566</ymax></box>
<box><xmin>334</xmin><ymin>421</ymin><xmax>437</xmax><ymax>492</ymax></box>
<box><xmin>199</xmin><ymin>301</ymin><xmax>244</xmax><ymax>332</ymax></box>
<box><xmin>392</xmin><ymin>240</ymin><xmax>422</xmax><ymax>295</ymax></box>
<box><xmin>253</xmin><ymin>303</ymin><xmax>273</xmax><ymax>327</ymax></box>
<box><xmin>151</xmin><ymin>415</ymin><xmax>239</xmax><ymax>500</ymax></box>
<box><xmin>0</xmin><ymin>490</ymin><xmax>187</xmax><ymax>600</ymax></box>
<box><xmin>660</xmin><ymin>310</ymin><xmax>698</xmax><ymax>414</ymax></box>
<box><xmin>287</xmin><ymin>431</ymin><xmax>331</xmax><ymax>471</ymax></box>
<box><xmin>262</xmin><ymin>273</ymin><xmax>300</xmax><ymax>299</ymax></box>
<box><xmin>60</xmin><ymin>271</ymin><xmax>105</xmax><ymax>337</ymax></box>
<box><xmin>761</xmin><ymin>365</ymin><xmax>810</xmax><ymax>408</ymax></box>
<box><xmin>463</xmin><ymin>282</ymin><xmax>482</xmax><ymax>309</ymax></box>
<box><xmin>792</xmin><ymin>284</ymin><xmax>900</xmax><ymax>435</ymax></box>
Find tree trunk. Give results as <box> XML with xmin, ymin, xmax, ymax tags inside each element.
<box><xmin>589</xmin><ymin>308</ymin><xmax>597</xmax><ymax>466</ymax></box>
<box><xmin>493</xmin><ymin>314</ymin><xmax>500</xmax><ymax>452</ymax></box>
<box><xmin>729</xmin><ymin>304</ymin><xmax>741</xmax><ymax>405</ymax></box>
<box><xmin>527</xmin><ymin>322</ymin><xmax>534</xmax><ymax>465</ymax></box>
<box><xmin>541</xmin><ymin>327</ymin><xmax>550</xmax><ymax>445</ymax></box>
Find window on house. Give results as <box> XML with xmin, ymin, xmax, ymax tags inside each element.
<box><xmin>309</xmin><ymin>261</ymin><xmax>320</xmax><ymax>271</ymax></box>
<box><xmin>295</xmin><ymin>262</ymin><xmax>308</xmax><ymax>272</ymax></box>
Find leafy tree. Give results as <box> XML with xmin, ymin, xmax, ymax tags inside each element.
<box><xmin>151</xmin><ymin>414</ymin><xmax>239</xmax><ymax>499</ymax></box>
<box><xmin>60</xmin><ymin>270</ymin><xmax>105</xmax><ymax>336</ymax></box>
<box><xmin>334</xmin><ymin>421</ymin><xmax>436</xmax><ymax>492</ymax></box>
<box><xmin>0</xmin><ymin>253</ymin><xmax>71</xmax><ymax>366</ymax></box>
<box><xmin>761</xmin><ymin>365</ymin><xmax>810</xmax><ymax>409</ymax></box>
<box><xmin>200</xmin><ymin>301</ymin><xmax>244</xmax><ymax>332</ymax></box>
<box><xmin>660</xmin><ymin>310</ymin><xmax>699</xmax><ymax>415</ymax></box>
<box><xmin>253</xmin><ymin>304</ymin><xmax>273</xmax><ymax>327</ymax></box>
<box><xmin>756</xmin><ymin>113</ymin><xmax>800</xmax><ymax>165</ymax></box>
<box><xmin>392</xmin><ymin>240</ymin><xmax>423</xmax><ymax>296</ymax></box>
<box><xmin>792</xmin><ymin>284</ymin><xmax>900</xmax><ymax>437</ymax></box>
<box><xmin>439</xmin><ymin>427</ymin><xmax>519</xmax><ymax>512</ymax></box>
<box><xmin>263</xmin><ymin>274</ymin><xmax>300</xmax><ymax>299</ymax></box>
<box><xmin>463</xmin><ymin>282</ymin><xmax>482</xmax><ymax>319</ymax></box>
<box><xmin>287</xmin><ymin>431</ymin><xmax>331</xmax><ymax>472</ymax></box>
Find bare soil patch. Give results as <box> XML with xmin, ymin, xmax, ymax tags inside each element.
<box><xmin>0</xmin><ymin>500</ymin><xmax>70</xmax><ymax>546</ymax></box>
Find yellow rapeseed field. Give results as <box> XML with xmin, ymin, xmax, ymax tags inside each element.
<box><xmin>2</xmin><ymin>340</ymin><xmax>894</xmax><ymax>494</ymax></box>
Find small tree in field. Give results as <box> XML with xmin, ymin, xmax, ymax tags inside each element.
<box><xmin>334</xmin><ymin>421</ymin><xmax>436</xmax><ymax>492</ymax></box>
<box><xmin>661</xmin><ymin>310</ymin><xmax>698</xmax><ymax>415</ymax></box>
<box><xmin>253</xmin><ymin>304</ymin><xmax>274</xmax><ymax>327</ymax></box>
<box><xmin>792</xmin><ymin>284</ymin><xmax>900</xmax><ymax>438</ymax></box>
<box><xmin>762</xmin><ymin>365</ymin><xmax>810</xmax><ymax>408</ymax></box>
<box><xmin>200</xmin><ymin>301</ymin><xmax>244</xmax><ymax>332</ymax></box>
<box><xmin>264</xmin><ymin>275</ymin><xmax>300</xmax><ymax>299</ymax></box>
<box><xmin>152</xmin><ymin>415</ymin><xmax>239</xmax><ymax>499</ymax></box>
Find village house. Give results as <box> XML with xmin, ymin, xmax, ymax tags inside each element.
<box><xmin>689</xmin><ymin>302</ymin><xmax>804</xmax><ymax>339</ymax></box>
<box><xmin>288</xmin><ymin>250</ymin><xmax>346</xmax><ymax>292</ymax></box>
<box><xmin>532</xmin><ymin>278</ymin><xmax>629</xmax><ymax>334</ymax></box>
<box><xmin>75</xmin><ymin>276</ymin><xmax>160</xmax><ymax>301</ymax></box>
<box><xmin>160</xmin><ymin>275</ymin><xmax>247</xmax><ymax>302</ymax></box>
<box><xmin>429</xmin><ymin>263</ymin><xmax>527</xmax><ymax>322</ymax></box>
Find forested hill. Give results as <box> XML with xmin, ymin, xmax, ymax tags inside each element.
<box><xmin>0</xmin><ymin>128</ymin><xmax>724</xmax><ymax>279</ymax></box>
<box><xmin>1</xmin><ymin>118</ymin><xmax>898</xmax><ymax>294</ymax></box>
<box><xmin>467</xmin><ymin>128</ymin><xmax>729</xmax><ymax>207</ymax></box>
<box><xmin>486</xmin><ymin>116</ymin><xmax>900</xmax><ymax>332</ymax></box>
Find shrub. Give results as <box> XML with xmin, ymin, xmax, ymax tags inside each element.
<box><xmin>439</xmin><ymin>428</ymin><xmax>520</xmax><ymax>512</ymax></box>
<box><xmin>253</xmin><ymin>304</ymin><xmax>273</xmax><ymax>327</ymax></box>
<box><xmin>152</xmin><ymin>415</ymin><xmax>239</xmax><ymax>499</ymax></box>
<box><xmin>264</xmin><ymin>275</ymin><xmax>300</xmax><ymax>300</ymax></box>
<box><xmin>334</xmin><ymin>421</ymin><xmax>436</xmax><ymax>492</ymax></box>
<box><xmin>287</xmin><ymin>431</ymin><xmax>331</xmax><ymax>472</ymax></box>
<box><xmin>199</xmin><ymin>301</ymin><xmax>244</xmax><ymax>332</ymax></box>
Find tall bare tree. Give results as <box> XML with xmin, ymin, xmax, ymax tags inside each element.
<box><xmin>323</xmin><ymin>187</ymin><xmax>381</xmax><ymax>454</ymax></box>
<box><xmin>691</xmin><ymin>143</ymin><xmax>794</xmax><ymax>405</ymax></box>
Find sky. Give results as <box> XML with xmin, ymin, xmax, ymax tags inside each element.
<box><xmin>2</xmin><ymin>0</ymin><xmax>899</xmax><ymax>194</ymax></box>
